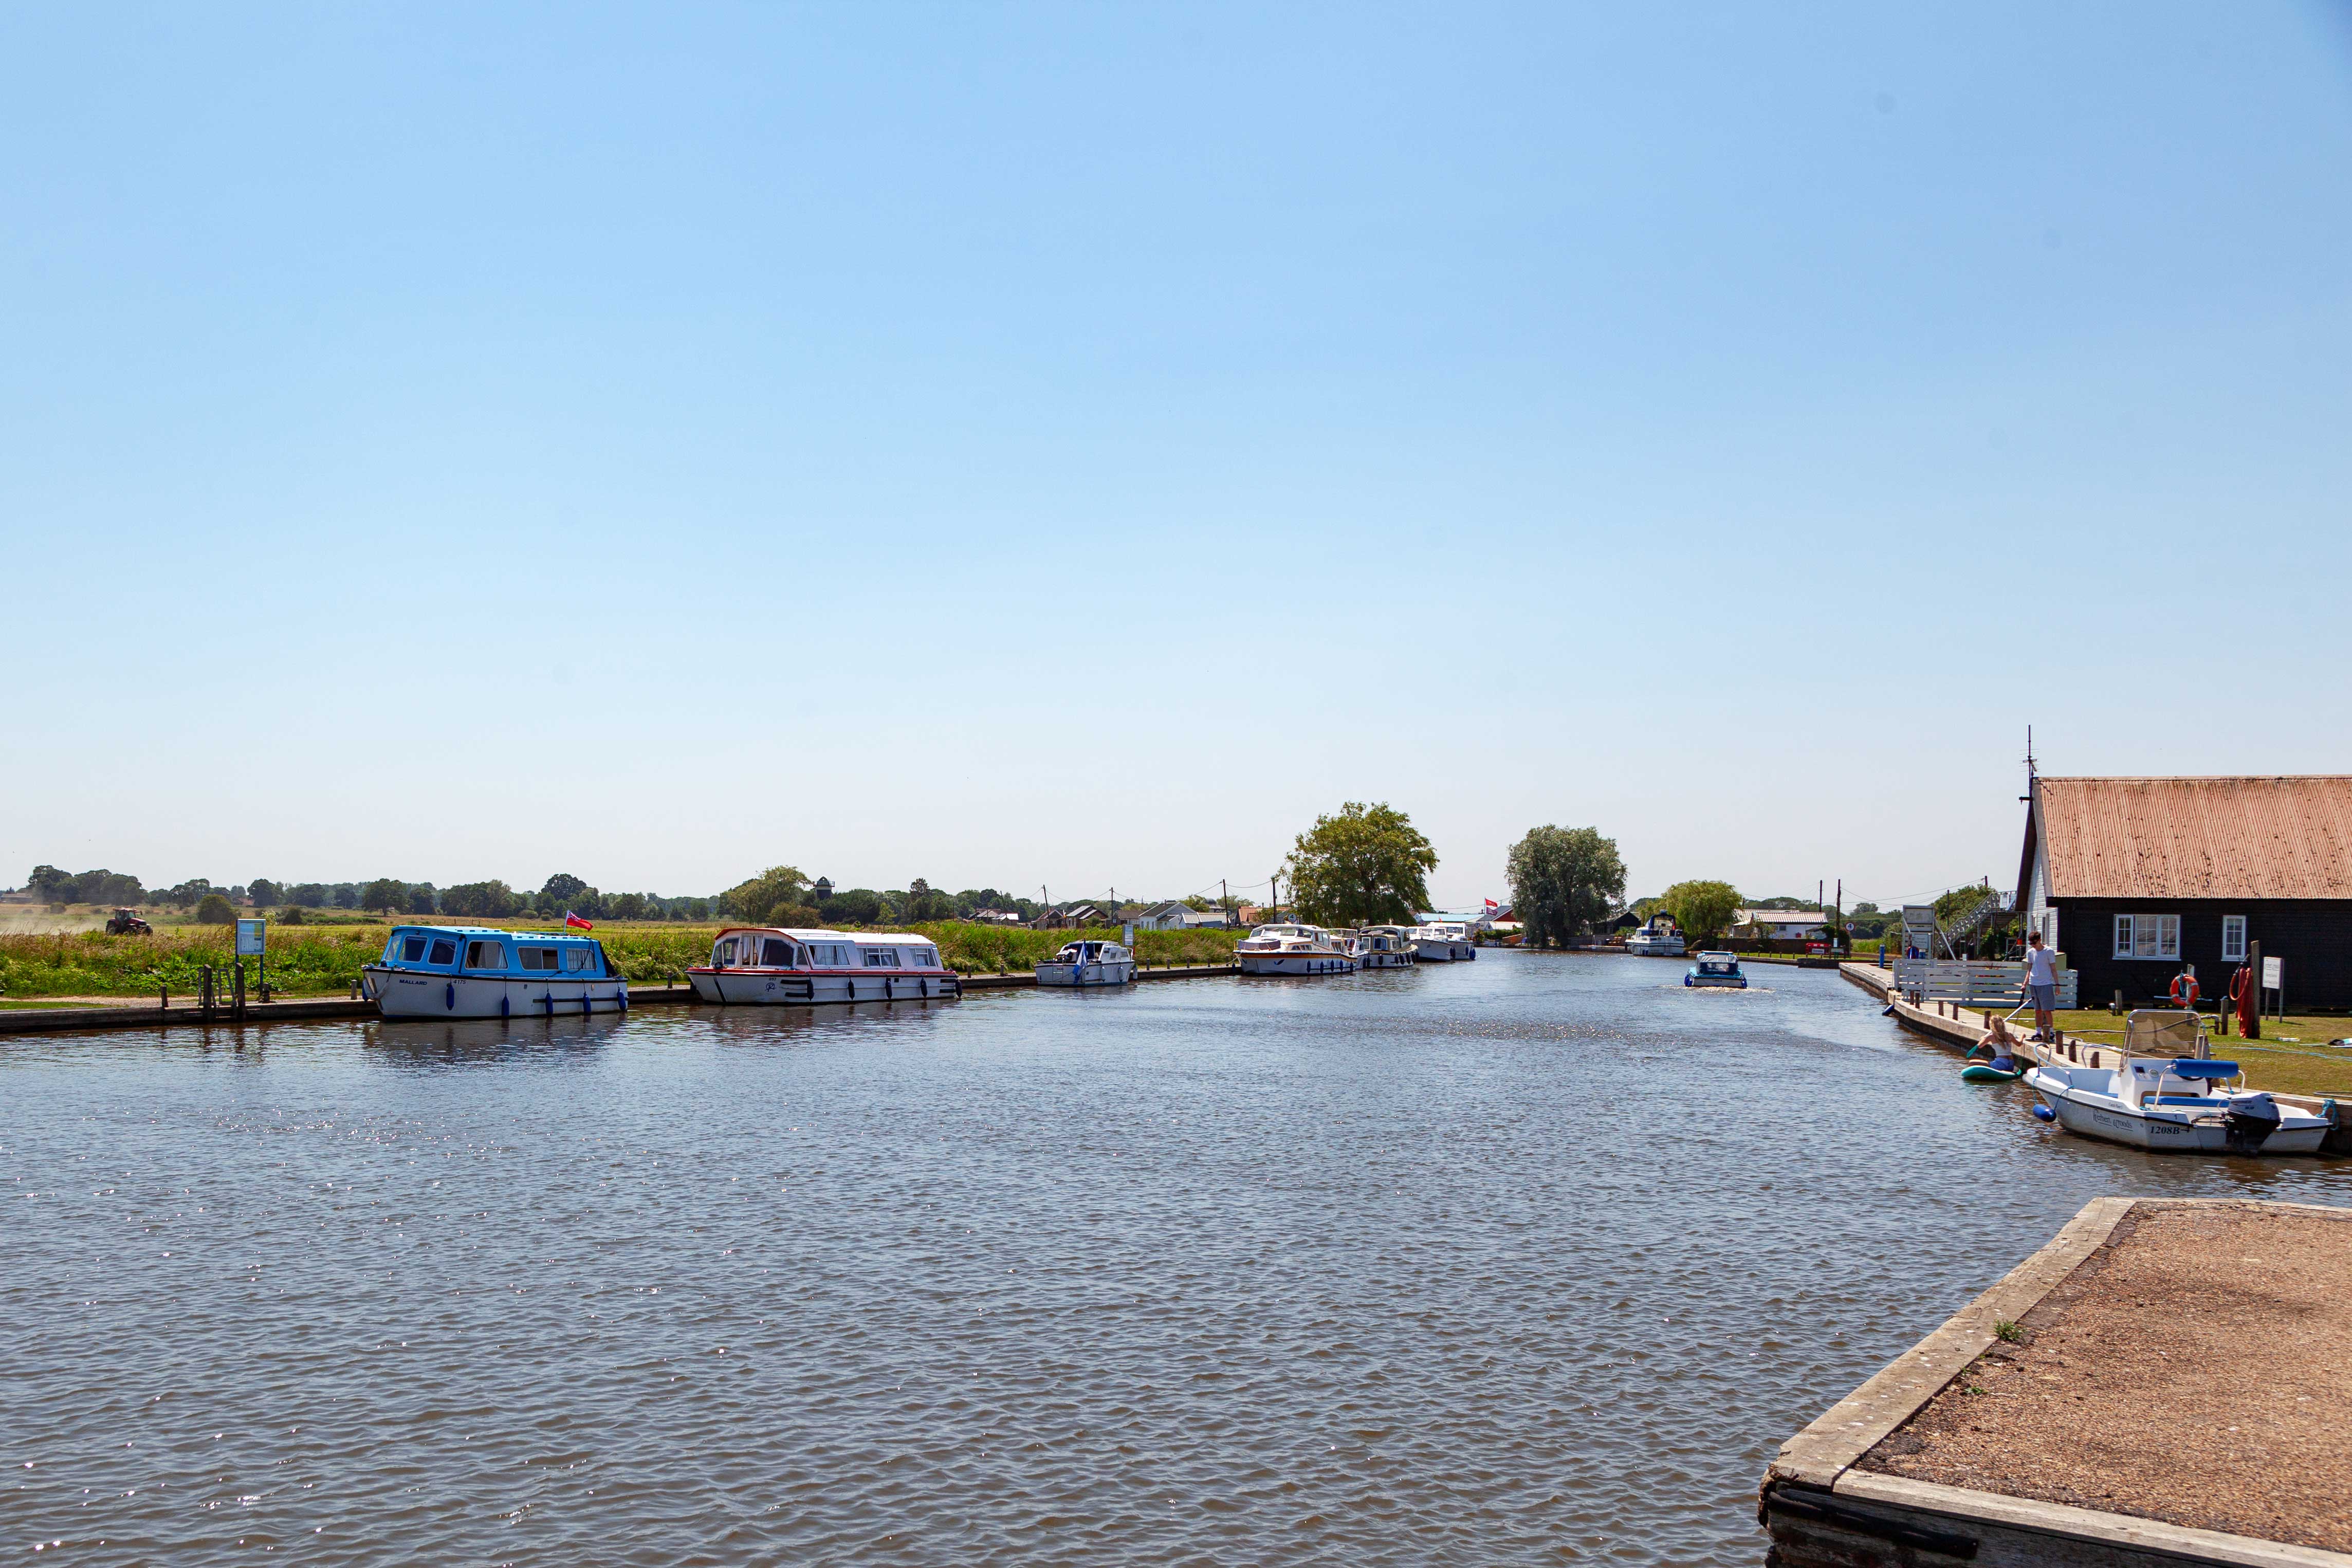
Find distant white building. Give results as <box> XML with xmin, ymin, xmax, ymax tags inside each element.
<box><xmin>1130</xmin><ymin>901</ymin><xmax>1193</xmax><ymax>930</ymax></box>
<box><xmin>1732</xmin><ymin>908</ymin><xmax>1829</xmax><ymax>940</ymax></box>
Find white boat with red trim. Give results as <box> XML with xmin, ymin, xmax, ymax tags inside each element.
<box><xmin>1235</xmin><ymin>924</ymin><xmax>1358</xmax><ymax>976</ymax></box>
<box><xmin>686</xmin><ymin>927</ymin><xmax>963</xmax><ymax>1006</ymax></box>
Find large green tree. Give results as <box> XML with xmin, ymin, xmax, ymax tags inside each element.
<box><xmin>360</xmin><ymin>878</ymin><xmax>406</xmax><ymax>914</ymax></box>
<box><xmin>1662</xmin><ymin>879</ymin><xmax>1742</xmax><ymax>943</ymax></box>
<box><xmin>1505</xmin><ymin>825</ymin><xmax>1627</xmax><ymax>948</ymax></box>
<box><xmin>721</xmin><ymin>865</ymin><xmax>813</xmax><ymax>925</ymax></box>
<box><xmin>1284</xmin><ymin>801</ymin><xmax>1437</xmax><ymax>927</ymax></box>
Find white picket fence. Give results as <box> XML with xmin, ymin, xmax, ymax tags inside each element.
<box><xmin>1892</xmin><ymin>958</ymin><xmax>2078</xmax><ymax>1009</ymax></box>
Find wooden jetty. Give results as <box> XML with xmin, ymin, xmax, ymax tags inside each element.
<box><xmin>0</xmin><ymin>964</ymin><xmax>1242</xmax><ymax>1036</ymax></box>
<box><xmin>1762</xmin><ymin>1196</ymin><xmax>2352</xmax><ymax>1567</ymax></box>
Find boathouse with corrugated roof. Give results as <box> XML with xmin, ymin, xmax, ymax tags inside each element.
<box><xmin>2016</xmin><ymin>774</ymin><xmax>2352</xmax><ymax>1009</ymax></box>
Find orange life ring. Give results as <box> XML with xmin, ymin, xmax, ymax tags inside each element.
<box><xmin>2169</xmin><ymin>972</ymin><xmax>2199</xmax><ymax>1008</ymax></box>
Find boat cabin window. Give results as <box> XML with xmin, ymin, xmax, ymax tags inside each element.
<box><xmin>713</xmin><ymin>938</ymin><xmax>738</xmax><ymax>966</ymax></box>
<box><xmin>915</xmin><ymin>947</ymin><xmax>939</xmax><ymax>967</ymax></box>
<box><xmin>862</xmin><ymin>947</ymin><xmax>901</xmax><ymax>968</ymax></box>
<box><xmin>399</xmin><ymin>935</ymin><xmax>429</xmax><ymax>963</ymax></box>
<box><xmin>521</xmin><ymin>946</ymin><xmax>561</xmax><ymax>971</ymax></box>
<box><xmin>465</xmin><ymin>940</ymin><xmax>507</xmax><ymax>969</ymax></box>
<box><xmin>563</xmin><ymin>947</ymin><xmax>593</xmax><ymax>972</ymax></box>
<box><xmin>760</xmin><ymin>938</ymin><xmax>794</xmax><ymax>966</ymax></box>
<box><xmin>427</xmin><ymin>938</ymin><xmax>457</xmax><ymax>966</ymax></box>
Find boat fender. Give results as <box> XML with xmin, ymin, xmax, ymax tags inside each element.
<box><xmin>501</xmin><ymin>994</ymin><xmax>510</xmax><ymax>1020</ymax></box>
<box><xmin>445</xmin><ymin>982</ymin><xmax>455</xmax><ymax>1011</ymax></box>
<box><xmin>2032</xmin><ymin>1103</ymin><xmax>2056</xmax><ymax>1122</ymax></box>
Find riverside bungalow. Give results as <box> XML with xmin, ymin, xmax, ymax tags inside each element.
<box><xmin>1731</xmin><ymin>908</ymin><xmax>1830</xmax><ymax>940</ymax></box>
<box><xmin>2017</xmin><ymin>774</ymin><xmax>2352</xmax><ymax>1009</ymax></box>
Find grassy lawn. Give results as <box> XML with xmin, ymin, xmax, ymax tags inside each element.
<box><xmin>2046</xmin><ymin>1006</ymin><xmax>2352</xmax><ymax>1100</ymax></box>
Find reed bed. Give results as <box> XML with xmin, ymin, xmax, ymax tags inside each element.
<box><xmin>0</xmin><ymin>919</ymin><xmax>1243</xmax><ymax>998</ymax></box>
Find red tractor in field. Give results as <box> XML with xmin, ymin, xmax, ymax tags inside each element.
<box><xmin>105</xmin><ymin>907</ymin><xmax>153</xmax><ymax>936</ymax></box>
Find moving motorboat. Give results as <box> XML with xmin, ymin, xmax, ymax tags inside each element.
<box><xmin>1412</xmin><ymin>923</ymin><xmax>1476</xmax><ymax>962</ymax></box>
<box><xmin>1626</xmin><ymin>920</ymin><xmax>1684</xmax><ymax>957</ymax></box>
<box><xmin>1036</xmin><ymin>939</ymin><xmax>1135</xmax><ymax>988</ymax></box>
<box><xmin>1683</xmin><ymin>951</ymin><xmax>1746</xmax><ymax>989</ymax></box>
<box><xmin>364</xmin><ymin>925</ymin><xmax>630</xmax><ymax>1019</ymax></box>
<box><xmin>2023</xmin><ymin>1009</ymin><xmax>2333</xmax><ymax>1154</ymax></box>
<box><xmin>1356</xmin><ymin>925</ymin><xmax>1418</xmax><ymax>969</ymax></box>
<box><xmin>686</xmin><ymin>927</ymin><xmax>963</xmax><ymax>1005</ymax></box>
<box><xmin>1236</xmin><ymin>924</ymin><xmax>1358</xmax><ymax>976</ymax></box>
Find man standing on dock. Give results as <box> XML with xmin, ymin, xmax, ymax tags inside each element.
<box><xmin>2024</xmin><ymin>930</ymin><xmax>2059</xmax><ymax>1043</ymax></box>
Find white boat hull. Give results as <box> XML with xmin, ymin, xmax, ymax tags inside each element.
<box><xmin>2026</xmin><ymin>1070</ymin><xmax>2330</xmax><ymax>1155</ymax></box>
<box><xmin>1036</xmin><ymin>960</ymin><xmax>1135</xmax><ymax>987</ymax></box>
<box><xmin>1238</xmin><ymin>952</ymin><xmax>1358</xmax><ymax>976</ymax></box>
<box><xmin>1412</xmin><ymin>939</ymin><xmax>1475</xmax><ymax>962</ymax></box>
<box><xmin>687</xmin><ymin>969</ymin><xmax>962</xmax><ymax>1005</ymax></box>
<box><xmin>366</xmin><ymin>966</ymin><xmax>629</xmax><ymax>1020</ymax></box>
<box><xmin>1626</xmin><ymin>939</ymin><xmax>1684</xmax><ymax>957</ymax></box>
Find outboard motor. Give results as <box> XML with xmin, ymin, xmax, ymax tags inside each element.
<box><xmin>2224</xmin><ymin>1093</ymin><xmax>2282</xmax><ymax>1154</ymax></box>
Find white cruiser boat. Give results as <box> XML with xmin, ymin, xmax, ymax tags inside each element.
<box><xmin>1236</xmin><ymin>924</ymin><xmax>1358</xmax><ymax>976</ymax></box>
<box><xmin>1625</xmin><ymin>921</ymin><xmax>1684</xmax><ymax>957</ymax></box>
<box><xmin>363</xmin><ymin>925</ymin><xmax>630</xmax><ymax>1019</ymax></box>
<box><xmin>686</xmin><ymin>927</ymin><xmax>962</xmax><ymax>1005</ymax></box>
<box><xmin>1036</xmin><ymin>939</ymin><xmax>1135</xmax><ymax>988</ymax></box>
<box><xmin>1413</xmin><ymin>923</ymin><xmax>1476</xmax><ymax>962</ymax></box>
<box><xmin>1357</xmin><ymin>926</ymin><xmax>1418</xmax><ymax>969</ymax></box>
<box><xmin>2024</xmin><ymin>1010</ymin><xmax>2333</xmax><ymax>1155</ymax></box>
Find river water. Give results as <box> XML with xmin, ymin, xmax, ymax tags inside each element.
<box><xmin>7</xmin><ymin>956</ymin><xmax>2348</xmax><ymax>1564</ymax></box>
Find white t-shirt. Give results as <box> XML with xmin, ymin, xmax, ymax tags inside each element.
<box><xmin>2025</xmin><ymin>947</ymin><xmax>2057</xmax><ymax>986</ymax></box>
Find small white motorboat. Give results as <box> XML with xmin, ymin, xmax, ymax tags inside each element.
<box><xmin>1356</xmin><ymin>925</ymin><xmax>1418</xmax><ymax>969</ymax></box>
<box><xmin>1036</xmin><ymin>939</ymin><xmax>1135</xmax><ymax>988</ymax></box>
<box><xmin>1683</xmin><ymin>951</ymin><xmax>1747</xmax><ymax>989</ymax></box>
<box><xmin>2024</xmin><ymin>1009</ymin><xmax>2335</xmax><ymax>1155</ymax></box>
<box><xmin>1236</xmin><ymin>924</ymin><xmax>1359</xmax><ymax>976</ymax></box>
<box><xmin>1625</xmin><ymin>920</ymin><xmax>1684</xmax><ymax>957</ymax></box>
<box><xmin>1412</xmin><ymin>923</ymin><xmax>1476</xmax><ymax>962</ymax></box>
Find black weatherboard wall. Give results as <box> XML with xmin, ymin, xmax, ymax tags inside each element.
<box><xmin>2056</xmin><ymin>898</ymin><xmax>2352</xmax><ymax>1010</ymax></box>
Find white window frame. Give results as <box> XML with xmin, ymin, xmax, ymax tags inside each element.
<box><xmin>2221</xmin><ymin>915</ymin><xmax>2247</xmax><ymax>963</ymax></box>
<box><xmin>2112</xmin><ymin>913</ymin><xmax>2180</xmax><ymax>961</ymax></box>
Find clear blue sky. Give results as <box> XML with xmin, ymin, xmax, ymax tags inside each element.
<box><xmin>7</xmin><ymin>4</ymin><xmax>2350</xmax><ymax>911</ymax></box>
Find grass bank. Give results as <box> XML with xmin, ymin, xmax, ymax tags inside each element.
<box><xmin>0</xmin><ymin>919</ymin><xmax>1243</xmax><ymax>999</ymax></box>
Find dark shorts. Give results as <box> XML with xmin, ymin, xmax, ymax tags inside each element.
<box><xmin>2028</xmin><ymin>983</ymin><xmax>2056</xmax><ymax>1009</ymax></box>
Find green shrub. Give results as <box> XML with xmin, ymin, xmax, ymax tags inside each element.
<box><xmin>195</xmin><ymin>894</ymin><xmax>236</xmax><ymax>925</ymax></box>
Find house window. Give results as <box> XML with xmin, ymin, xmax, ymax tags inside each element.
<box><xmin>2113</xmin><ymin>913</ymin><xmax>2179</xmax><ymax>961</ymax></box>
<box><xmin>2221</xmin><ymin>916</ymin><xmax>2246</xmax><ymax>963</ymax></box>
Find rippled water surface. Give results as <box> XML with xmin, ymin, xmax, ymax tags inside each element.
<box><xmin>8</xmin><ymin>957</ymin><xmax>2349</xmax><ymax>1564</ymax></box>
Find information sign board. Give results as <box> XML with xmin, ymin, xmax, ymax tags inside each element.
<box><xmin>235</xmin><ymin>918</ymin><xmax>266</xmax><ymax>957</ymax></box>
<box><xmin>2263</xmin><ymin>955</ymin><xmax>2283</xmax><ymax>989</ymax></box>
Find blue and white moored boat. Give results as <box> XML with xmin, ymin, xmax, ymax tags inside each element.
<box><xmin>2023</xmin><ymin>1009</ymin><xmax>2334</xmax><ymax>1155</ymax></box>
<box><xmin>1683</xmin><ymin>951</ymin><xmax>1747</xmax><ymax>988</ymax></box>
<box><xmin>1036</xmin><ymin>939</ymin><xmax>1135</xmax><ymax>988</ymax></box>
<box><xmin>363</xmin><ymin>925</ymin><xmax>629</xmax><ymax>1019</ymax></box>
